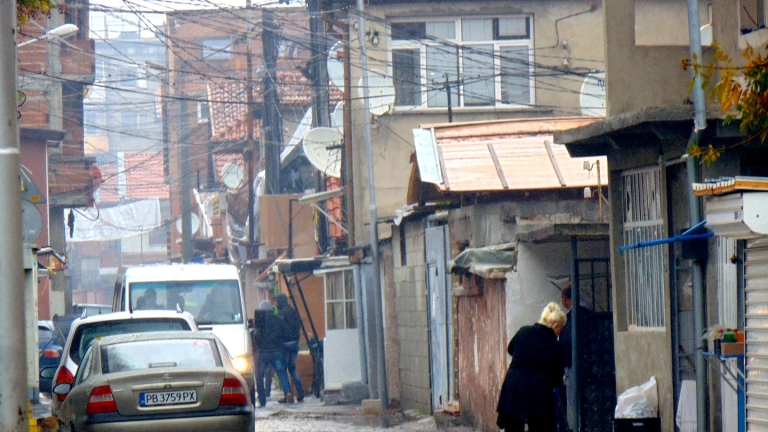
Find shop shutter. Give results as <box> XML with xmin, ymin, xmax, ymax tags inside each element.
<box><xmin>745</xmin><ymin>238</ymin><xmax>768</xmax><ymax>429</ymax></box>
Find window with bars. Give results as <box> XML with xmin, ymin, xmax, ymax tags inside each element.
<box><xmin>389</xmin><ymin>16</ymin><xmax>533</xmax><ymax>109</ymax></box>
<box><xmin>324</xmin><ymin>270</ymin><xmax>357</xmax><ymax>330</ymax></box>
<box><xmin>622</xmin><ymin>166</ymin><xmax>665</xmax><ymax>328</ymax></box>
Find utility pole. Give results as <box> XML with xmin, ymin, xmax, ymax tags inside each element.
<box><xmin>308</xmin><ymin>0</ymin><xmax>329</xmax><ymax>250</ymax></box>
<box><xmin>246</xmin><ymin>0</ymin><xmax>256</xmax><ymax>256</ymax></box>
<box><xmin>356</xmin><ymin>0</ymin><xmax>388</xmax><ymax>409</ymax></box>
<box><xmin>178</xmin><ymin>99</ymin><xmax>193</xmax><ymax>261</ymax></box>
<box><xmin>342</xmin><ymin>25</ymin><xmax>354</xmax><ymax>246</ymax></box>
<box><xmin>1</xmin><ymin>0</ymin><xmax>30</xmax><ymax>429</ymax></box>
<box><xmin>263</xmin><ymin>9</ymin><xmax>282</xmax><ymax>195</ymax></box>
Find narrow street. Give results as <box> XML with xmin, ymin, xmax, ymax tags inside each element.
<box><xmin>253</xmin><ymin>394</ymin><xmax>476</xmax><ymax>432</ymax></box>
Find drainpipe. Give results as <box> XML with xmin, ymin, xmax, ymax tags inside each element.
<box><xmin>685</xmin><ymin>0</ymin><xmax>707</xmax><ymax>429</ymax></box>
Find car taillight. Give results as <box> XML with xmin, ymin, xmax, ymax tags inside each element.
<box><xmin>42</xmin><ymin>349</ymin><xmax>60</xmax><ymax>358</ymax></box>
<box><xmin>54</xmin><ymin>366</ymin><xmax>74</xmax><ymax>402</ymax></box>
<box><xmin>219</xmin><ymin>378</ymin><xmax>247</xmax><ymax>406</ymax></box>
<box><xmin>86</xmin><ymin>386</ymin><xmax>117</xmax><ymax>415</ymax></box>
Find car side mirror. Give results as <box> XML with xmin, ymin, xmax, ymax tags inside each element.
<box><xmin>53</xmin><ymin>383</ymin><xmax>72</xmax><ymax>396</ymax></box>
<box><xmin>40</xmin><ymin>366</ymin><xmax>57</xmax><ymax>380</ymax></box>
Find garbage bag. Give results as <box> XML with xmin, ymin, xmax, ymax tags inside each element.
<box><xmin>614</xmin><ymin>376</ymin><xmax>658</xmax><ymax>419</ymax></box>
<box><xmin>676</xmin><ymin>380</ymin><xmax>696</xmax><ymax>432</ymax></box>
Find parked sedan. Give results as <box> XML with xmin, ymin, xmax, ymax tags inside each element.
<box><xmin>53</xmin><ymin>331</ymin><xmax>254</xmax><ymax>432</ymax></box>
<box><xmin>38</xmin><ymin>320</ymin><xmax>64</xmax><ymax>394</ymax></box>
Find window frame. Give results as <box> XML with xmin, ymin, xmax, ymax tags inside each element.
<box><xmin>322</xmin><ymin>268</ymin><xmax>357</xmax><ymax>331</ymax></box>
<box><xmin>200</xmin><ymin>38</ymin><xmax>232</xmax><ymax>61</ymax></box>
<box><xmin>388</xmin><ymin>16</ymin><xmax>535</xmax><ymax>110</ymax></box>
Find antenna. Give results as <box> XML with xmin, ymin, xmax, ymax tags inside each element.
<box><xmin>302</xmin><ymin>127</ymin><xmax>343</xmax><ymax>178</ymax></box>
<box><xmin>358</xmin><ymin>70</ymin><xmax>395</xmax><ymax>116</ymax></box>
<box><xmin>579</xmin><ymin>72</ymin><xmax>606</xmax><ymax>117</ymax></box>
<box><xmin>220</xmin><ymin>162</ymin><xmax>244</xmax><ymax>189</ymax></box>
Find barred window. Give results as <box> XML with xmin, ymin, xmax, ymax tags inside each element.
<box><xmin>622</xmin><ymin>166</ymin><xmax>665</xmax><ymax>328</ymax></box>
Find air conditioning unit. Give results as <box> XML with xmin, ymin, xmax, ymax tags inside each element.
<box><xmin>706</xmin><ymin>192</ymin><xmax>768</xmax><ymax>239</ymax></box>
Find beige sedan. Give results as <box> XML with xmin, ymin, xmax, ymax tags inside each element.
<box><xmin>52</xmin><ymin>331</ymin><xmax>254</xmax><ymax>432</ymax></box>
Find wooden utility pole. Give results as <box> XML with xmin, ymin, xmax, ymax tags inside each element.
<box><xmin>263</xmin><ymin>9</ymin><xmax>282</xmax><ymax>195</ymax></box>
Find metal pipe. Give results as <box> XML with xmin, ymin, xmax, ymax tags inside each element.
<box><xmin>356</xmin><ymin>0</ymin><xmax>388</xmax><ymax>409</ymax></box>
<box><xmin>685</xmin><ymin>0</ymin><xmax>708</xmax><ymax>425</ymax></box>
<box><xmin>1</xmin><ymin>0</ymin><xmax>30</xmax><ymax>429</ymax></box>
<box><xmin>570</xmin><ymin>236</ymin><xmax>580</xmax><ymax>432</ymax></box>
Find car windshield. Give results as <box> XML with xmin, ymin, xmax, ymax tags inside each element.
<box><xmin>101</xmin><ymin>339</ymin><xmax>220</xmax><ymax>373</ymax></box>
<box><xmin>70</xmin><ymin>319</ymin><xmax>192</xmax><ymax>365</ymax></box>
<box><xmin>38</xmin><ymin>327</ymin><xmax>55</xmax><ymax>345</ymax></box>
<box><xmin>129</xmin><ymin>280</ymin><xmax>243</xmax><ymax>325</ymax></box>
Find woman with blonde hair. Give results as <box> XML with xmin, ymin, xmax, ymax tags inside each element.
<box><xmin>496</xmin><ymin>302</ymin><xmax>567</xmax><ymax>432</ymax></box>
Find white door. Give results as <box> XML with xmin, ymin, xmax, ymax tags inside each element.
<box><xmin>323</xmin><ymin>269</ymin><xmax>362</xmax><ymax>390</ymax></box>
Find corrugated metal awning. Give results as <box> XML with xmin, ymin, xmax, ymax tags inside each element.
<box><xmin>413</xmin><ymin>117</ymin><xmax>607</xmax><ymax>192</ymax></box>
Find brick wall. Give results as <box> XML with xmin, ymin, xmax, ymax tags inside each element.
<box><xmin>392</xmin><ymin>219</ymin><xmax>431</xmax><ymax>413</ymax></box>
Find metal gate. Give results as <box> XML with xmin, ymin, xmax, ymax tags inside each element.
<box><xmin>426</xmin><ymin>225</ymin><xmax>454</xmax><ymax>411</ymax></box>
<box><xmin>744</xmin><ymin>238</ymin><xmax>768</xmax><ymax>431</ymax></box>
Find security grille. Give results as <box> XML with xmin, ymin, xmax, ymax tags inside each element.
<box><xmin>622</xmin><ymin>166</ymin><xmax>665</xmax><ymax>328</ymax></box>
<box><xmin>745</xmin><ymin>238</ymin><xmax>768</xmax><ymax>430</ymax></box>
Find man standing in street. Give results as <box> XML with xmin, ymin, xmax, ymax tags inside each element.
<box><xmin>252</xmin><ymin>299</ymin><xmax>294</xmax><ymax>406</ymax></box>
<box><xmin>275</xmin><ymin>293</ymin><xmax>305</xmax><ymax>402</ymax></box>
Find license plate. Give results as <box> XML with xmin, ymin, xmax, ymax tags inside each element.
<box><xmin>140</xmin><ymin>390</ymin><xmax>197</xmax><ymax>406</ymax></box>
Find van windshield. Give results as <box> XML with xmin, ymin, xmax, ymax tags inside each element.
<box><xmin>130</xmin><ymin>280</ymin><xmax>243</xmax><ymax>325</ymax></box>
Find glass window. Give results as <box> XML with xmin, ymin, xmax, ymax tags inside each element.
<box><xmin>102</xmin><ymin>339</ymin><xmax>219</xmax><ymax>373</ymax></box>
<box><xmin>462</xmin><ymin>19</ymin><xmax>493</xmax><ymax>42</ymax></box>
<box><xmin>426</xmin><ymin>21</ymin><xmax>455</xmax><ymax>40</ymax></box>
<box><xmin>197</xmin><ymin>101</ymin><xmax>210</xmax><ymax>123</ymax></box>
<box><xmin>201</xmin><ymin>38</ymin><xmax>231</xmax><ymax>60</ymax></box>
<box><xmin>463</xmin><ymin>45</ymin><xmax>495</xmax><ymax>106</ymax></box>
<box><xmin>393</xmin><ymin>50</ymin><xmax>421</xmax><ymax>106</ymax></box>
<box><xmin>426</xmin><ymin>45</ymin><xmax>459</xmax><ymax>108</ymax></box>
<box><xmin>129</xmin><ymin>280</ymin><xmax>243</xmax><ymax>325</ymax></box>
<box><xmin>75</xmin><ymin>347</ymin><xmax>93</xmax><ymax>385</ymax></box>
<box><xmin>500</xmin><ymin>46</ymin><xmax>531</xmax><ymax>105</ymax></box>
<box><xmin>69</xmin><ymin>319</ymin><xmax>193</xmax><ymax>365</ymax></box>
<box><xmin>390</xmin><ymin>16</ymin><xmax>533</xmax><ymax>108</ymax></box>
<box><xmin>38</xmin><ymin>327</ymin><xmax>55</xmax><ymax>345</ymax></box>
<box><xmin>325</xmin><ymin>269</ymin><xmax>356</xmax><ymax>330</ymax></box>
<box><xmin>391</xmin><ymin>22</ymin><xmax>426</xmax><ymax>40</ymax></box>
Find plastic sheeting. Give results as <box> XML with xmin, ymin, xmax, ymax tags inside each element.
<box><xmin>68</xmin><ymin>199</ymin><xmax>161</xmax><ymax>242</ymax></box>
<box><xmin>447</xmin><ymin>242</ymin><xmax>516</xmax><ymax>279</ymax></box>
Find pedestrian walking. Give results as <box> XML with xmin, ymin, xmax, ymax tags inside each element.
<box><xmin>252</xmin><ymin>299</ymin><xmax>294</xmax><ymax>407</ymax></box>
<box><xmin>275</xmin><ymin>293</ymin><xmax>305</xmax><ymax>402</ymax></box>
<box><xmin>496</xmin><ymin>302</ymin><xmax>567</xmax><ymax>432</ymax></box>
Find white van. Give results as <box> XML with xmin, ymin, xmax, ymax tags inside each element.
<box><xmin>112</xmin><ymin>263</ymin><xmax>254</xmax><ymax>394</ymax></box>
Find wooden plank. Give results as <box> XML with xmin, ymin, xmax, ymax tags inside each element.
<box><xmin>544</xmin><ymin>139</ymin><xmax>567</xmax><ymax>186</ymax></box>
<box><xmin>437</xmin><ymin>145</ymin><xmax>450</xmax><ymax>190</ymax></box>
<box><xmin>487</xmin><ymin>143</ymin><xmax>509</xmax><ymax>189</ymax></box>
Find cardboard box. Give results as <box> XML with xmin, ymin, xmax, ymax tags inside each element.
<box><xmin>722</xmin><ymin>342</ymin><xmax>745</xmax><ymax>356</ymax></box>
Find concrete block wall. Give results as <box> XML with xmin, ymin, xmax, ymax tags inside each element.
<box><xmin>392</xmin><ymin>219</ymin><xmax>432</xmax><ymax>413</ymax></box>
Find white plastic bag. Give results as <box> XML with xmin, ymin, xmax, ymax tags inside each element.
<box><xmin>614</xmin><ymin>376</ymin><xmax>658</xmax><ymax>419</ymax></box>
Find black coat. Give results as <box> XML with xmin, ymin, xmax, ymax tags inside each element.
<box><xmin>496</xmin><ymin>323</ymin><xmax>564</xmax><ymax>426</ymax></box>
<box><xmin>275</xmin><ymin>293</ymin><xmax>302</xmax><ymax>343</ymax></box>
<box><xmin>559</xmin><ymin>305</ymin><xmax>591</xmax><ymax>368</ymax></box>
<box><xmin>252</xmin><ymin>309</ymin><xmax>289</xmax><ymax>352</ymax></box>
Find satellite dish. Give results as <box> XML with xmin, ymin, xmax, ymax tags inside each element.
<box><xmin>22</xmin><ymin>201</ymin><xmax>43</xmax><ymax>243</ymax></box>
<box><xmin>220</xmin><ymin>162</ymin><xmax>244</xmax><ymax>189</ymax></box>
<box><xmin>358</xmin><ymin>70</ymin><xmax>395</xmax><ymax>116</ymax></box>
<box><xmin>302</xmin><ymin>127</ymin><xmax>342</xmax><ymax>178</ymax></box>
<box><xmin>579</xmin><ymin>72</ymin><xmax>606</xmax><ymax>117</ymax></box>
<box><xmin>327</xmin><ymin>41</ymin><xmax>345</xmax><ymax>91</ymax></box>
<box><xmin>175</xmin><ymin>213</ymin><xmax>200</xmax><ymax>235</ymax></box>
<box><xmin>331</xmin><ymin>101</ymin><xmax>344</xmax><ymax>132</ymax></box>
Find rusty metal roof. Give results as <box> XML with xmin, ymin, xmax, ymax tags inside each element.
<box><xmin>415</xmin><ymin>117</ymin><xmax>608</xmax><ymax>192</ymax></box>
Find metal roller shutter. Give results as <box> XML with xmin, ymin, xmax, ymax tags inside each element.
<box><xmin>745</xmin><ymin>238</ymin><xmax>768</xmax><ymax>430</ymax></box>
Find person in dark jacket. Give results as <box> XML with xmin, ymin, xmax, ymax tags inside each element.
<box><xmin>275</xmin><ymin>293</ymin><xmax>305</xmax><ymax>402</ymax></box>
<box><xmin>252</xmin><ymin>300</ymin><xmax>293</xmax><ymax>407</ymax></box>
<box><xmin>497</xmin><ymin>302</ymin><xmax>567</xmax><ymax>432</ymax></box>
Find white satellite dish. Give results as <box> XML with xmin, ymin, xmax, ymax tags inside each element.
<box><xmin>175</xmin><ymin>213</ymin><xmax>200</xmax><ymax>235</ymax></box>
<box><xmin>327</xmin><ymin>41</ymin><xmax>345</xmax><ymax>91</ymax></box>
<box><xmin>220</xmin><ymin>162</ymin><xmax>244</xmax><ymax>189</ymax></box>
<box><xmin>358</xmin><ymin>70</ymin><xmax>395</xmax><ymax>116</ymax></box>
<box><xmin>302</xmin><ymin>127</ymin><xmax>342</xmax><ymax>178</ymax></box>
<box><xmin>579</xmin><ymin>72</ymin><xmax>606</xmax><ymax>117</ymax></box>
<box><xmin>331</xmin><ymin>101</ymin><xmax>344</xmax><ymax>132</ymax></box>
